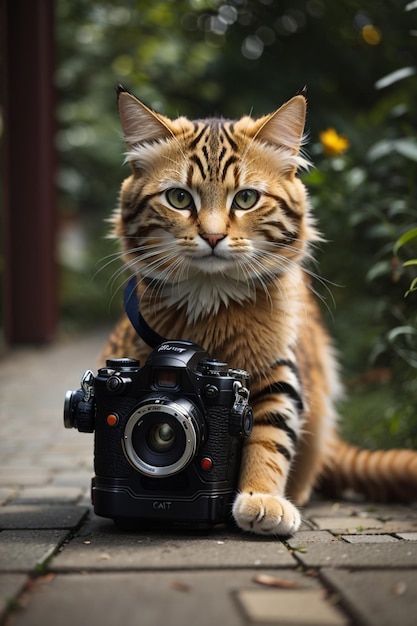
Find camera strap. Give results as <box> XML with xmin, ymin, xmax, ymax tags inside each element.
<box><xmin>123</xmin><ymin>275</ymin><xmax>169</xmax><ymax>348</ymax></box>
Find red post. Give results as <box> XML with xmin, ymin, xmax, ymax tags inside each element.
<box><xmin>2</xmin><ymin>0</ymin><xmax>58</xmax><ymax>344</ymax></box>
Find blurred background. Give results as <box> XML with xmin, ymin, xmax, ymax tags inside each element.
<box><xmin>1</xmin><ymin>0</ymin><xmax>417</xmax><ymax>448</ymax></box>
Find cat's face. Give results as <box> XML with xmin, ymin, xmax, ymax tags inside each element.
<box><xmin>114</xmin><ymin>89</ymin><xmax>318</xmax><ymax>317</ymax></box>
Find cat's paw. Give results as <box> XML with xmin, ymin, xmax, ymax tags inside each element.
<box><xmin>232</xmin><ymin>492</ymin><xmax>301</xmax><ymax>536</ymax></box>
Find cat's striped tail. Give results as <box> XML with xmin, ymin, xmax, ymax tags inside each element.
<box><xmin>320</xmin><ymin>438</ymin><xmax>417</xmax><ymax>502</ymax></box>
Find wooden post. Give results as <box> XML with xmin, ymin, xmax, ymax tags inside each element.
<box><xmin>2</xmin><ymin>0</ymin><xmax>58</xmax><ymax>344</ymax></box>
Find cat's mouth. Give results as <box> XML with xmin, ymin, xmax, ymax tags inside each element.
<box><xmin>191</xmin><ymin>253</ymin><xmax>233</xmax><ymax>274</ymax></box>
<box><xmin>187</xmin><ymin>238</ymin><xmax>233</xmax><ymax>270</ymax></box>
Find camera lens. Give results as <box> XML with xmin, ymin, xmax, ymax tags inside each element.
<box><xmin>123</xmin><ymin>396</ymin><xmax>205</xmax><ymax>477</ymax></box>
<box><xmin>148</xmin><ymin>422</ymin><xmax>176</xmax><ymax>452</ymax></box>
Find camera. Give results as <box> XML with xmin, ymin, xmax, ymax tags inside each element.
<box><xmin>64</xmin><ymin>340</ymin><xmax>253</xmax><ymax>529</ymax></box>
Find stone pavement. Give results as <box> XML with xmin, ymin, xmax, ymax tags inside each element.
<box><xmin>1</xmin><ymin>329</ymin><xmax>417</xmax><ymax>626</ymax></box>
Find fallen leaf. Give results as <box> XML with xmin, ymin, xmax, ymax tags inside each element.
<box><xmin>253</xmin><ymin>574</ymin><xmax>299</xmax><ymax>589</ymax></box>
<box><xmin>392</xmin><ymin>581</ymin><xmax>407</xmax><ymax>596</ymax></box>
<box><xmin>171</xmin><ymin>580</ymin><xmax>192</xmax><ymax>592</ymax></box>
<box><xmin>37</xmin><ymin>573</ymin><xmax>55</xmax><ymax>585</ymax></box>
<box><xmin>290</xmin><ymin>546</ymin><xmax>307</xmax><ymax>553</ymax></box>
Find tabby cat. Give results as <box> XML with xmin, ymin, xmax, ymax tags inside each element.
<box><xmin>103</xmin><ymin>86</ymin><xmax>417</xmax><ymax>535</ymax></box>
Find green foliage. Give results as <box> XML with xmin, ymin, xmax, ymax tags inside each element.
<box><xmin>395</xmin><ymin>227</ymin><xmax>417</xmax><ymax>296</ymax></box>
<box><xmin>304</xmin><ymin>25</ymin><xmax>417</xmax><ymax>447</ymax></box>
<box><xmin>56</xmin><ymin>0</ymin><xmax>417</xmax><ymax>448</ymax></box>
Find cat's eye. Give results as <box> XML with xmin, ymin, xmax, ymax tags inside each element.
<box><xmin>233</xmin><ymin>189</ymin><xmax>259</xmax><ymax>211</ymax></box>
<box><xmin>166</xmin><ymin>188</ymin><xmax>194</xmax><ymax>210</ymax></box>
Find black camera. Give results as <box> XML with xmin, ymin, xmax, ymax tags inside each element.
<box><xmin>64</xmin><ymin>340</ymin><xmax>253</xmax><ymax>529</ymax></box>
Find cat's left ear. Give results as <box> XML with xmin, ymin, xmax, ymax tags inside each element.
<box><xmin>254</xmin><ymin>94</ymin><xmax>306</xmax><ymax>154</ymax></box>
<box><xmin>117</xmin><ymin>85</ymin><xmax>174</xmax><ymax>148</ymax></box>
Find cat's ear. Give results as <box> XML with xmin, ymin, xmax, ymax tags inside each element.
<box><xmin>117</xmin><ymin>86</ymin><xmax>174</xmax><ymax>147</ymax></box>
<box><xmin>254</xmin><ymin>95</ymin><xmax>306</xmax><ymax>154</ymax></box>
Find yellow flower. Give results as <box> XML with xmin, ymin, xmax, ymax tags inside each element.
<box><xmin>319</xmin><ymin>128</ymin><xmax>350</xmax><ymax>157</ymax></box>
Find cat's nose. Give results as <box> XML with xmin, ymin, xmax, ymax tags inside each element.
<box><xmin>201</xmin><ymin>233</ymin><xmax>226</xmax><ymax>249</ymax></box>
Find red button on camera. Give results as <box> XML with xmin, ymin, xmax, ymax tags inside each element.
<box><xmin>106</xmin><ymin>413</ymin><xmax>119</xmax><ymax>427</ymax></box>
<box><xmin>200</xmin><ymin>457</ymin><xmax>213</xmax><ymax>470</ymax></box>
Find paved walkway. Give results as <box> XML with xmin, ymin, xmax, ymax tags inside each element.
<box><xmin>1</xmin><ymin>330</ymin><xmax>417</xmax><ymax>626</ymax></box>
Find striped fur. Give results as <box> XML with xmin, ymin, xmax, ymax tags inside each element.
<box><xmin>102</xmin><ymin>88</ymin><xmax>417</xmax><ymax>535</ymax></box>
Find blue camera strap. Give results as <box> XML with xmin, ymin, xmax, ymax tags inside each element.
<box><xmin>123</xmin><ymin>275</ymin><xmax>168</xmax><ymax>348</ymax></box>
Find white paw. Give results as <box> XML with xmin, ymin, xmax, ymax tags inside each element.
<box><xmin>232</xmin><ymin>492</ymin><xmax>301</xmax><ymax>536</ymax></box>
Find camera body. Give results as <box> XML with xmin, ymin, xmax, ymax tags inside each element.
<box><xmin>64</xmin><ymin>340</ymin><xmax>253</xmax><ymax>529</ymax></box>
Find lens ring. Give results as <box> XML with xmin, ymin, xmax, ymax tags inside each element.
<box><xmin>123</xmin><ymin>400</ymin><xmax>199</xmax><ymax>477</ymax></box>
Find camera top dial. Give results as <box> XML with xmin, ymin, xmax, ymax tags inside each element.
<box><xmin>105</xmin><ymin>358</ymin><xmax>140</xmax><ymax>370</ymax></box>
<box><xmin>198</xmin><ymin>359</ymin><xmax>229</xmax><ymax>376</ymax></box>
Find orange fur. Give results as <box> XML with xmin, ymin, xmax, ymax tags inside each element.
<box><xmin>102</xmin><ymin>88</ymin><xmax>417</xmax><ymax>535</ymax></box>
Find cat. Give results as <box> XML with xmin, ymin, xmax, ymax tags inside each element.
<box><xmin>102</xmin><ymin>85</ymin><xmax>417</xmax><ymax>535</ymax></box>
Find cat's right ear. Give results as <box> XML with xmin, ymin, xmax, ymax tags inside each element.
<box><xmin>117</xmin><ymin>86</ymin><xmax>174</xmax><ymax>147</ymax></box>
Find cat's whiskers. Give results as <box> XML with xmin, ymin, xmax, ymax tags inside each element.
<box><xmin>249</xmin><ymin>246</ymin><xmax>305</xmax><ymax>308</ymax></box>
<box><xmin>101</xmin><ymin>239</ymin><xmax>177</xmax><ymax>304</ymax></box>
<box><xmin>148</xmin><ymin>257</ymin><xmax>188</xmax><ymax>315</ymax></box>
<box><xmin>96</xmin><ymin>235</ymin><xmax>175</xmax><ymax>279</ymax></box>
<box><xmin>260</xmin><ymin>240</ymin><xmax>337</xmax><ymax>314</ymax></box>
<box><xmin>242</xmin><ymin>253</ymin><xmax>275</xmax><ymax>307</ymax></box>
<box><xmin>234</xmin><ymin>257</ymin><xmax>258</xmax><ymax>301</ymax></box>
<box><xmin>94</xmin><ymin>246</ymin><xmax>139</xmax><ymax>279</ymax></box>
<box><xmin>107</xmin><ymin>257</ymin><xmax>140</xmax><ymax>296</ymax></box>
<box><xmin>137</xmin><ymin>247</ymin><xmax>190</xmax><ymax>314</ymax></box>
<box><xmin>249</xmin><ymin>244</ymin><xmax>298</xmax><ymax>280</ymax></box>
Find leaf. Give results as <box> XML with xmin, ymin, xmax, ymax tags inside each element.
<box><xmin>403</xmin><ymin>259</ymin><xmax>417</xmax><ymax>267</ymax></box>
<box><xmin>368</xmin><ymin>138</ymin><xmax>417</xmax><ymax>163</ymax></box>
<box><xmin>303</xmin><ymin>169</ymin><xmax>325</xmax><ymax>185</ymax></box>
<box><xmin>367</xmin><ymin>139</ymin><xmax>392</xmax><ymax>161</ymax></box>
<box><xmin>386</xmin><ymin>326</ymin><xmax>417</xmax><ymax>343</ymax></box>
<box><xmin>253</xmin><ymin>574</ymin><xmax>299</xmax><ymax>589</ymax></box>
<box><xmin>291</xmin><ymin>546</ymin><xmax>308</xmax><ymax>553</ymax></box>
<box><xmin>406</xmin><ymin>277</ymin><xmax>417</xmax><ymax>296</ymax></box>
<box><xmin>366</xmin><ymin>260</ymin><xmax>391</xmax><ymax>282</ymax></box>
<box><xmin>394</xmin><ymin>138</ymin><xmax>417</xmax><ymax>162</ymax></box>
<box><xmin>391</xmin><ymin>581</ymin><xmax>407</xmax><ymax>596</ymax></box>
<box><xmin>171</xmin><ymin>580</ymin><xmax>192</xmax><ymax>591</ymax></box>
<box><xmin>375</xmin><ymin>67</ymin><xmax>416</xmax><ymax>90</ymax></box>
<box><xmin>394</xmin><ymin>228</ymin><xmax>417</xmax><ymax>254</ymax></box>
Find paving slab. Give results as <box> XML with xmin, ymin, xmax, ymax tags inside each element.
<box><xmin>322</xmin><ymin>569</ymin><xmax>417</xmax><ymax>626</ymax></box>
<box><xmin>310</xmin><ymin>516</ymin><xmax>385</xmax><ymax>533</ymax></box>
<box><xmin>236</xmin><ymin>588</ymin><xmax>348</xmax><ymax>626</ymax></box>
<box><xmin>396</xmin><ymin>532</ymin><xmax>417</xmax><ymax>541</ymax></box>
<box><xmin>8</xmin><ymin>486</ymin><xmax>84</xmax><ymax>505</ymax></box>
<box><xmin>0</xmin><ymin>467</ymin><xmax>52</xmax><ymax>488</ymax></box>
<box><xmin>0</xmin><ymin>505</ymin><xmax>88</xmax><ymax>530</ymax></box>
<box><xmin>370</xmin><ymin>520</ymin><xmax>417</xmax><ymax>534</ymax></box>
<box><xmin>293</xmin><ymin>541</ymin><xmax>417</xmax><ymax>569</ymax></box>
<box><xmin>52</xmin><ymin>524</ymin><xmax>297</xmax><ymax>571</ymax></box>
<box><xmin>0</xmin><ymin>529</ymin><xmax>70</xmax><ymax>572</ymax></box>
<box><xmin>7</xmin><ymin>570</ymin><xmax>333</xmax><ymax>626</ymax></box>
<box><xmin>341</xmin><ymin>534</ymin><xmax>399</xmax><ymax>543</ymax></box>
<box><xmin>302</xmin><ymin>501</ymin><xmax>371</xmax><ymax>518</ymax></box>
<box><xmin>0</xmin><ymin>574</ymin><xmax>28</xmax><ymax>621</ymax></box>
<box><xmin>0</xmin><ymin>488</ymin><xmax>16</xmax><ymax>506</ymax></box>
<box><xmin>306</xmin><ymin>501</ymin><xmax>417</xmax><ymax>523</ymax></box>
<box><xmin>286</xmin><ymin>530</ymin><xmax>338</xmax><ymax>546</ymax></box>
<box><xmin>48</xmin><ymin>469</ymin><xmax>93</xmax><ymax>491</ymax></box>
